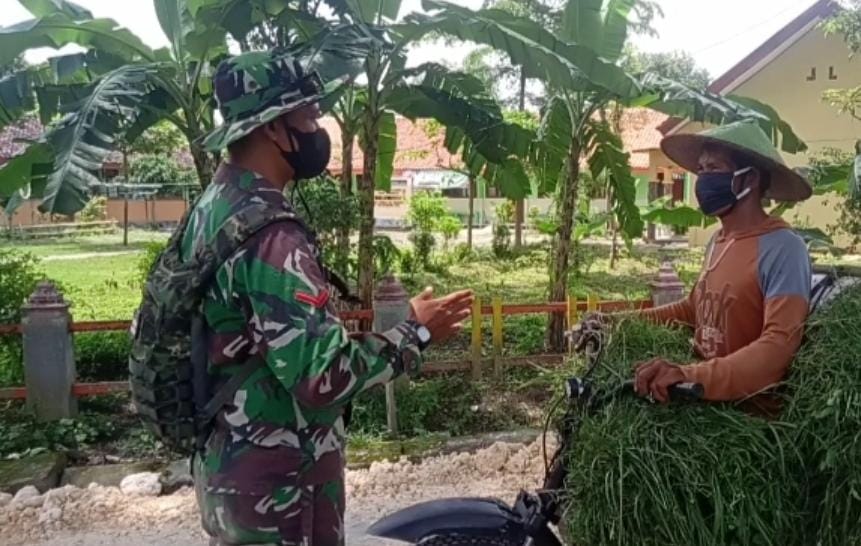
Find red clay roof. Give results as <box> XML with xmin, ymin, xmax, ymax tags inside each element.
<box><xmin>0</xmin><ymin>117</ymin><xmax>194</xmax><ymax>169</ymax></box>
<box><xmin>619</xmin><ymin>108</ymin><xmax>669</xmax><ymax>167</ymax></box>
<box><xmin>2</xmin><ymin>112</ymin><xmax>665</xmax><ymax>175</ymax></box>
<box><xmin>320</xmin><ymin>116</ymin><xmax>462</xmax><ymax>176</ymax></box>
<box><xmin>659</xmin><ymin>0</ymin><xmax>839</xmax><ymax>135</ymax></box>
<box><xmin>323</xmin><ymin>110</ymin><xmax>663</xmax><ymax>175</ymax></box>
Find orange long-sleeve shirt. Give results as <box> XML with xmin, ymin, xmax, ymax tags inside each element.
<box><xmin>641</xmin><ymin>217</ymin><xmax>811</xmax><ymax>401</ymax></box>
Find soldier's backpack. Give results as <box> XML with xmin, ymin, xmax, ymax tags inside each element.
<box><xmin>129</xmin><ymin>200</ymin><xmax>302</xmax><ymax>455</ymax></box>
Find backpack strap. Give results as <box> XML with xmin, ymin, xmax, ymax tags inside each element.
<box><xmin>191</xmin><ymin>201</ymin><xmax>305</xmax><ymax>448</ymax></box>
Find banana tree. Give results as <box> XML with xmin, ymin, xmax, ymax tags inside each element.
<box><xmin>407</xmin><ymin>0</ymin><xmax>806</xmax><ymax>349</ymax></box>
<box><xmin>325</xmin><ymin>0</ymin><xmax>535</xmax><ymax>308</ymax></box>
<box><xmin>0</xmin><ymin>0</ymin><xmax>366</xmax><ymax>215</ymax></box>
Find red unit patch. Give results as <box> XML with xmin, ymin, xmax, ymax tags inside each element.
<box><xmin>295</xmin><ymin>290</ymin><xmax>329</xmax><ymax>308</ymax></box>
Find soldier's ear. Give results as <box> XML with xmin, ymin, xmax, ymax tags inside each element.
<box><xmin>262</xmin><ymin>120</ymin><xmax>290</xmax><ymax>150</ymax></box>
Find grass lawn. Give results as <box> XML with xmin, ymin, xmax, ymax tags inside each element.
<box><xmin>1</xmin><ymin>230</ymin><xmax>169</xmax><ymax>321</ymax></box>
<box><xmin>407</xmin><ymin>243</ymin><xmax>705</xmax><ymax>304</ymax></box>
<box><xmin>5</xmin><ymin>230</ymin><xmax>705</xmax><ymax>322</ymax></box>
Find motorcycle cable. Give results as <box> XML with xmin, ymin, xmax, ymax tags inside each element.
<box><xmin>542</xmin><ymin>394</ymin><xmax>566</xmax><ymax>477</ymax></box>
<box><xmin>543</xmin><ymin>324</ymin><xmax>610</xmax><ymax>477</ymax></box>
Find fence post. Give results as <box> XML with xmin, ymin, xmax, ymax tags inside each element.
<box><xmin>650</xmin><ymin>261</ymin><xmax>686</xmax><ymax>307</ymax></box>
<box><xmin>471</xmin><ymin>297</ymin><xmax>483</xmax><ymax>381</ymax></box>
<box><xmin>587</xmin><ymin>293</ymin><xmax>599</xmax><ymax>313</ymax></box>
<box><xmin>566</xmin><ymin>294</ymin><xmax>579</xmax><ymax>330</ymax></box>
<box><xmin>491</xmin><ymin>297</ymin><xmax>503</xmax><ymax>379</ymax></box>
<box><xmin>21</xmin><ymin>281</ymin><xmax>77</xmax><ymax>421</ymax></box>
<box><xmin>373</xmin><ymin>275</ymin><xmax>410</xmax><ymax>435</ymax></box>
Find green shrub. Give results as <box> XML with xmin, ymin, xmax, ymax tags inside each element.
<box><xmin>137</xmin><ymin>241</ymin><xmax>167</xmax><ymax>286</ymax></box>
<box><xmin>0</xmin><ymin>250</ymin><xmax>43</xmax><ymax>387</ymax></box>
<box><xmin>437</xmin><ymin>216</ymin><xmax>462</xmax><ymax>249</ymax></box>
<box><xmin>74</xmin><ymin>332</ymin><xmax>131</xmax><ymax>382</ymax></box>
<box><xmin>495</xmin><ymin>200</ymin><xmax>514</xmax><ymax>224</ymax></box>
<box><xmin>373</xmin><ymin>235</ymin><xmax>401</xmax><ymax>277</ymax></box>
<box><xmin>294</xmin><ymin>176</ymin><xmax>360</xmax><ymax>263</ymax></box>
<box><xmin>492</xmin><ymin>224</ymin><xmax>511</xmax><ymax>257</ymax></box>
<box><xmin>350</xmin><ymin>376</ymin><xmax>500</xmax><ymax>437</ymax></box>
<box><xmin>129</xmin><ymin>154</ymin><xmax>197</xmax><ymax>197</ymax></box>
<box><xmin>79</xmin><ymin>196</ymin><xmax>108</xmax><ymax>222</ymax></box>
<box><xmin>0</xmin><ymin>395</ymin><xmax>163</xmax><ymax>460</ymax></box>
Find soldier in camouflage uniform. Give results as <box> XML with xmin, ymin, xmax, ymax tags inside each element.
<box><xmin>186</xmin><ymin>50</ymin><xmax>474</xmax><ymax>546</ymax></box>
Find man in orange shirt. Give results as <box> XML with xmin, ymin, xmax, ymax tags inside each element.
<box><xmin>631</xmin><ymin>121</ymin><xmax>813</xmax><ymax>404</ymax></box>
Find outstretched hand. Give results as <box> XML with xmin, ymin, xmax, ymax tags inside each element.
<box><xmin>410</xmin><ymin>287</ymin><xmax>474</xmax><ymax>345</ymax></box>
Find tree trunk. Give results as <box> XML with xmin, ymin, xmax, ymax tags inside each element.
<box><xmin>122</xmin><ymin>146</ymin><xmax>129</xmax><ymax>247</ymax></box>
<box><xmin>608</xmin><ymin>188</ymin><xmax>619</xmax><ymax>269</ymax></box>
<box><xmin>467</xmin><ymin>177</ymin><xmax>475</xmax><ymax>250</ymax></box>
<box><xmin>514</xmin><ymin>198</ymin><xmax>524</xmax><ymax>248</ymax></box>
<box><xmin>190</xmin><ymin>142</ymin><xmax>215</xmax><ymax>189</ymax></box>
<box><xmin>547</xmin><ymin>140</ymin><xmax>582</xmax><ymax>352</ymax></box>
<box><xmin>358</xmin><ymin>119</ymin><xmax>378</xmax><ymax>311</ymax></box>
<box><xmin>518</xmin><ymin>68</ymin><xmax>526</xmax><ymax>112</ymax></box>
<box><xmin>514</xmin><ymin>68</ymin><xmax>527</xmax><ymax>250</ymax></box>
<box><xmin>336</xmin><ymin>134</ymin><xmax>354</xmax><ymax>275</ymax></box>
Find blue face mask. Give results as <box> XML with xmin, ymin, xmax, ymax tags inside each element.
<box><xmin>695</xmin><ymin>167</ymin><xmax>753</xmax><ymax>217</ymax></box>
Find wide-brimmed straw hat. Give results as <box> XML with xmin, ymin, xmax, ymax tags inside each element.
<box><xmin>661</xmin><ymin>120</ymin><xmax>812</xmax><ymax>202</ymax></box>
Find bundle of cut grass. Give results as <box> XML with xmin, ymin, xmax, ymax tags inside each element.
<box><xmin>784</xmin><ymin>281</ymin><xmax>861</xmax><ymax>546</ymax></box>
<box><xmin>562</xmin><ymin>318</ymin><xmax>803</xmax><ymax>546</ymax></box>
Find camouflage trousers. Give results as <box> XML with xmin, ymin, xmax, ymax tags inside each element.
<box><xmin>193</xmin><ymin>435</ymin><xmax>346</xmax><ymax>546</ymax></box>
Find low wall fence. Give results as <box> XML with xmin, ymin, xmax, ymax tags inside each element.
<box><xmin>0</xmin><ymin>269</ymin><xmax>686</xmax><ymax>432</ymax></box>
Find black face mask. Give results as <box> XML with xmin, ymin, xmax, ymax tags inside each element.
<box><xmin>278</xmin><ymin>124</ymin><xmax>331</xmax><ymax>180</ymax></box>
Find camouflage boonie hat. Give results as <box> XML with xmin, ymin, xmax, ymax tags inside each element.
<box><xmin>202</xmin><ymin>50</ymin><xmax>329</xmax><ymax>152</ymax></box>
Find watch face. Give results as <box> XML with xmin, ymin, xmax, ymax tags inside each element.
<box><xmin>418</xmin><ymin>326</ymin><xmax>431</xmax><ymax>344</ymax></box>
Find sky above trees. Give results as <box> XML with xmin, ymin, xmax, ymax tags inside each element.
<box><xmin>1</xmin><ymin>0</ymin><xmax>820</xmax><ymax>80</ymax></box>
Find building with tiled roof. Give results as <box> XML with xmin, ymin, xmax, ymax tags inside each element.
<box><xmin>0</xmin><ymin>117</ymin><xmax>42</xmax><ymax>165</ymax></box>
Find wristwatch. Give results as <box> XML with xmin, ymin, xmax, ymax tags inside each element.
<box><xmin>408</xmin><ymin>320</ymin><xmax>432</xmax><ymax>351</ymax></box>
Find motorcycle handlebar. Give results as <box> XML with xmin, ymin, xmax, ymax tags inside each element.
<box><xmin>588</xmin><ymin>381</ymin><xmax>705</xmax><ymax>407</ymax></box>
<box><xmin>667</xmin><ymin>382</ymin><xmax>704</xmax><ymax>402</ymax></box>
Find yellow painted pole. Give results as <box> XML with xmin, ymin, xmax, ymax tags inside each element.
<box><xmin>492</xmin><ymin>297</ymin><xmax>503</xmax><ymax>378</ymax></box>
<box><xmin>587</xmin><ymin>293</ymin><xmax>600</xmax><ymax>312</ymax></box>
<box><xmin>567</xmin><ymin>294</ymin><xmax>579</xmax><ymax>330</ymax></box>
<box><xmin>471</xmin><ymin>297</ymin><xmax>483</xmax><ymax>381</ymax></box>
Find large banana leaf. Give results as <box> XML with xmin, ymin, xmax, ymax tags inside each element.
<box><xmin>638</xmin><ymin>74</ymin><xmax>806</xmax><ymax>154</ymax></box>
<box><xmin>0</xmin><ymin>72</ymin><xmax>37</xmax><ymax>129</ymax></box>
<box><xmin>294</xmin><ymin>23</ymin><xmax>381</xmax><ymax>85</ymax></box>
<box><xmin>0</xmin><ymin>140</ymin><xmax>52</xmax><ymax>200</ymax></box>
<box><xmin>32</xmin><ymin>64</ymin><xmax>163</xmax><ymax>214</ymax></box>
<box><xmin>726</xmin><ymin>95</ymin><xmax>807</xmax><ymax>154</ymax></box>
<box><xmin>154</xmin><ymin>0</ymin><xmax>193</xmax><ymax>65</ymax></box>
<box><xmin>641</xmin><ymin>200</ymin><xmax>716</xmax><ymax>229</ymax></box>
<box><xmin>346</xmin><ymin>0</ymin><xmax>402</xmax><ymax>23</ymax></box>
<box><xmin>559</xmin><ymin>0</ymin><xmax>603</xmax><ymax>52</ymax></box>
<box><xmin>0</xmin><ymin>13</ymin><xmax>156</xmax><ymax>66</ymax></box>
<box><xmin>0</xmin><ymin>48</ymin><xmax>130</xmax><ymax>131</ymax></box>
<box><xmin>385</xmin><ymin>63</ymin><xmax>533</xmax><ymax>165</ymax></box>
<box><xmin>601</xmin><ymin>0</ymin><xmax>638</xmax><ymax>62</ymax></box>
<box><xmin>585</xmin><ymin>119</ymin><xmax>643</xmax><ymax>238</ymax></box>
<box><xmin>486</xmin><ymin>157</ymin><xmax>531</xmax><ymax>199</ymax></box>
<box><xmin>403</xmin><ymin>0</ymin><xmax>642</xmax><ymax>99</ymax></box>
<box><xmin>533</xmin><ymin>96</ymin><xmax>573</xmax><ymax>195</ymax></box>
<box><xmin>357</xmin><ymin>110</ymin><xmax>397</xmax><ymax>191</ymax></box>
<box><xmin>18</xmin><ymin>0</ymin><xmax>92</xmax><ymax>19</ymax></box>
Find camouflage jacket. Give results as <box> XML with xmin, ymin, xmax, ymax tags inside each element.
<box><xmin>182</xmin><ymin>163</ymin><xmax>422</xmax><ymax>493</ymax></box>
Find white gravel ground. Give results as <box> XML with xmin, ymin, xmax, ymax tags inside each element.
<box><xmin>1</xmin><ymin>439</ymin><xmax>554</xmax><ymax>546</ymax></box>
